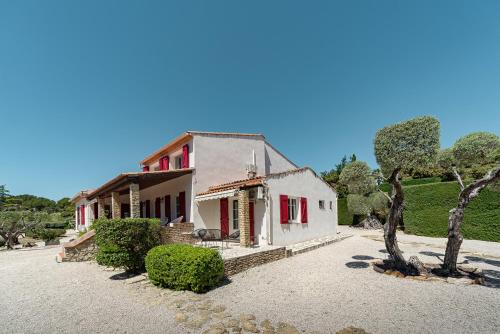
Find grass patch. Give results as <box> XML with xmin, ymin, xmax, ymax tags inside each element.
<box><xmin>338</xmin><ymin>197</ymin><xmax>353</xmax><ymax>225</ymax></box>
<box><xmin>404</xmin><ymin>181</ymin><xmax>500</xmax><ymax>242</ymax></box>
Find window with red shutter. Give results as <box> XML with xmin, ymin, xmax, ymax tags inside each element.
<box><xmin>182</xmin><ymin>144</ymin><xmax>189</xmax><ymax>168</ymax></box>
<box><xmin>300</xmin><ymin>197</ymin><xmax>308</xmax><ymax>223</ymax></box>
<box><xmin>142</xmin><ymin>166</ymin><xmax>150</xmax><ymax>172</ymax></box>
<box><xmin>279</xmin><ymin>195</ymin><xmax>288</xmax><ymax>224</ymax></box>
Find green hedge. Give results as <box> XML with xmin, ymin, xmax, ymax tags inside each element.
<box><xmin>94</xmin><ymin>218</ymin><xmax>161</xmax><ymax>272</ymax></box>
<box><xmin>404</xmin><ymin>181</ymin><xmax>500</xmax><ymax>242</ymax></box>
<box><xmin>338</xmin><ymin>197</ymin><xmax>353</xmax><ymax>225</ymax></box>
<box><xmin>145</xmin><ymin>244</ymin><xmax>224</xmax><ymax>293</ymax></box>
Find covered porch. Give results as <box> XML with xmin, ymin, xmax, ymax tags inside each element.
<box><xmin>194</xmin><ymin>177</ymin><xmax>267</xmax><ymax>247</ymax></box>
<box><xmin>86</xmin><ymin>169</ymin><xmax>194</xmax><ymax>223</ymax></box>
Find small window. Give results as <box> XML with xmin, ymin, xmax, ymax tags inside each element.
<box><xmin>175</xmin><ymin>156</ymin><xmax>183</xmax><ymax>169</ymax></box>
<box><xmin>329</xmin><ymin>201</ymin><xmax>333</xmax><ymax>210</ymax></box>
<box><xmin>319</xmin><ymin>200</ymin><xmax>325</xmax><ymax>210</ymax></box>
<box><xmin>288</xmin><ymin>198</ymin><xmax>298</xmax><ymax>222</ymax></box>
<box><xmin>175</xmin><ymin>196</ymin><xmax>181</xmax><ymax>218</ymax></box>
<box><xmin>232</xmin><ymin>200</ymin><xmax>239</xmax><ymax>229</ymax></box>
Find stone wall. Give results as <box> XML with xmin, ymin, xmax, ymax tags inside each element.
<box><xmin>62</xmin><ymin>230</ymin><xmax>97</xmax><ymax>262</ymax></box>
<box><xmin>160</xmin><ymin>223</ymin><xmax>197</xmax><ymax>244</ymax></box>
<box><xmin>223</xmin><ymin>247</ymin><xmax>287</xmax><ymax>276</ymax></box>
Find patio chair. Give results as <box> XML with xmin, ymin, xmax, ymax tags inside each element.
<box><xmin>194</xmin><ymin>229</ymin><xmax>224</xmax><ymax>249</ymax></box>
<box><xmin>224</xmin><ymin>230</ymin><xmax>240</xmax><ymax>247</ymax></box>
<box><xmin>168</xmin><ymin>216</ymin><xmax>183</xmax><ymax>226</ymax></box>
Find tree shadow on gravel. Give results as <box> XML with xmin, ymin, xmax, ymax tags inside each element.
<box><xmin>464</xmin><ymin>256</ymin><xmax>500</xmax><ymax>268</ymax></box>
<box><xmin>345</xmin><ymin>261</ymin><xmax>370</xmax><ymax>269</ymax></box>
<box><xmin>352</xmin><ymin>255</ymin><xmax>375</xmax><ymax>260</ymax></box>
<box><xmin>379</xmin><ymin>249</ymin><xmax>404</xmax><ymax>254</ymax></box>
<box><xmin>483</xmin><ymin>269</ymin><xmax>500</xmax><ymax>289</ymax></box>
<box><xmin>419</xmin><ymin>251</ymin><xmax>444</xmax><ymax>262</ymax></box>
<box><xmin>109</xmin><ymin>271</ymin><xmax>144</xmax><ymax>280</ymax></box>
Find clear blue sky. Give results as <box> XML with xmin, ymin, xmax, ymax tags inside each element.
<box><xmin>1</xmin><ymin>1</ymin><xmax>499</xmax><ymax>200</ymax></box>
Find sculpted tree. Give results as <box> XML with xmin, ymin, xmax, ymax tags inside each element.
<box><xmin>374</xmin><ymin>116</ymin><xmax>440</xmax><ymax>272</ymax></box>
<box><xmin>340</xmin><ymin>161</ymin><xmax>388</xmax><ymax>228</ymax></box>
<box><xmin>439</xmin><ymin>132</ymin><xmax>500</xmax><ymax>273</ymax></box>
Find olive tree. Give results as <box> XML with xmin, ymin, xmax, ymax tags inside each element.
<box><xmin>0</xmin><ymin>211</ymin><xmax>44</xmax><ymax>249</ymax></box>
<box><xmin>340</xmin><ymin>161</ymin><xmax>388</xmax><ymax>227</ymax></box>
<box><xmin>439</xmin><ymin>132</ymin><xmax>500</xmax><ymax>273</ymax></box>
<box><xmin>374</xmin><ymin>116</ymin><xmax>440</xmax><ymax>272</ymax></box>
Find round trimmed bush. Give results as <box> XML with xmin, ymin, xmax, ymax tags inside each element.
<box><xmin>145</xmin><ymin>244</ymin><xmax>224</xmax><ymax>293</ymax></box>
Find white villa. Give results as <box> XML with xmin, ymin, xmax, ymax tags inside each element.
<box><xmin>72</xmin><ymin>131</ymin><xmax>337</xmax><ymax>246</ymax></box>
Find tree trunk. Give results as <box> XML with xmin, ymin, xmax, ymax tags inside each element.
<box><xmin>384</xmin><ymin>169</ymin><xmax>407</xmax><ymax>270</ymax></box>
<box><xmin>443</xmin><ymin>168</ymin><xmax>500</xmax><ymax>273</ymax></box>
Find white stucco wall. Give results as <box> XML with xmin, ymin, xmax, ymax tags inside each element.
<box><xmin>266</xmin><ymin>169</ymin><xmax>337</xmax><ymax>246</ymax></box>
<box><xmin>191</xmin><ymin>133</ymin><xmax>266</xmax><ymax>226</ymax></box>
<box><xmin>192</xmin><ymin>134</ymin><xmax>266</xmax><ymax>193</ymax></box>
<box><xmin>264</xmin><ymin>142</ymin><xmax>298</xmax><ymax>174</ymax></box>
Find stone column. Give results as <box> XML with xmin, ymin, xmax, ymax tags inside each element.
<box><xmin>129</xmin><ymin>183</ymin><xmax>140</xmax><ymax>218</ymax></box>
<box><xmin>97</xmin><ymin>197</ymin><xmax>106</xmax><ymax>219</ymax></box>
<box><xmin>238</xmin><ymin>190</ymin><xmax>251</xmax><ymax>247</ymax></box>
<box><xmin>111</xmin><ymin>191</ymin><xmax>121</xmax><ymax>219</ymax></box>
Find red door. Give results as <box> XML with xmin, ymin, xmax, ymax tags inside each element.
<box><xmin>80</xmin><ymin>205</ymin><xmax>85</xmax><ymax>226</ymax></box>
<box><xmin>220</xmin><ymin>198</ymin><xmax>229</xmax><ymax>238</ymax></box>
<box><xmin>249</xmin><ymin>202</ymin><xmax>255</xmax><ymax>244</ymax></box>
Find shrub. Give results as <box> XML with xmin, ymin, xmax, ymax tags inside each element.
<box><xmin>0</xmin><ymin>236</ymin><xmax>5</xmax><ymax>247</ymax></box>
<box><xmin>145</xmin><ymin>244</ymin><xmax>224</xmax><ymax>293</ymax></box>
<box><xmin>94</xmin><ymin>218</ymin><xmax>161</xmax><ymax>272</ymax></box>
<box><xmin>26</xmin><ymin>228</ymin><xmax>66</xmax><ymax>240</ymax></box>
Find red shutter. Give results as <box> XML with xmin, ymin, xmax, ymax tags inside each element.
<box><xmin>93</xmin><ymin>202</ymin><xmax>98</xmax><ymax>219</ymax></box>
<box><xmin>179</xmin><ymin>191</ymin><xmax>186</xmax><ymax>222</ymax></box>
<box><xmin>220</xmin><ymin>198</ymin><xmax>229</xmax><ymax>237</ymax></box>
<box><xmin>159</xmin><ymin>156</ymin><xmax>170</xmax><ymax>170</ymax></box>
<box><xmin>182</xmin><ymin>144</ymin><xmax>189</xmax><ymax>168</ymax></box>
<box><xmin>145</xmin><ymin>200</ymin><xmax>151</xmax><ymax>218</ymax></box>
<box><xmin>164</xmin><ymin>195</ymin><xmax>171</xmax><ymax>222</ymax></box>
<box><xmin>142</xmin><ymin>166</ymin><xmax>150</xmax><ymax>172</ymax></box>
<box><xmin>80</xmin><ymin>205</ymin><xmax>85</xmax><ymax>226</ymax></box>
<box><xmin>279</xmin><ymin>195</ymin><xmax>288</xmax><ymax>224</ymax></box>
<box><xmin>155</xmin><ymin>197</ymin><xmax>161</xmax><ymax>218</ymax></box>
<box><xmin>300</xmin><ymin>197</ymin><xmax>308</xmax><ymax>223</ymax></box>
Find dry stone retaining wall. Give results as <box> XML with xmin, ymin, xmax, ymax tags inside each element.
<box><xmin>62</xmin><ymin>230</ymin><xmax>97</xmax><ymax>262</ymax></box>
<box><xmin>223</xmin><ymin>247</ymin><xmax>287</xmax><ymax>276</ymax></box>
<box><xmin>160</xmin><ymin>223</ymin><xmax>197</xmax><ymax>244</ymax></box>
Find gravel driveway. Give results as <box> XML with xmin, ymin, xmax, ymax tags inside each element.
<box><xmin>1</xmin><ymin>228</ymin><xmax>499</xmax><ymax>334</ymax></box>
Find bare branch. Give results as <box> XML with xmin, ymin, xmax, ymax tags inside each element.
<box><xmin>378</xmin><ymin>189</ymin><xmax>393</xmax><ymax>203</ymax></box>
<box><xmin>452</xmin><ymin>166</ymin><xmax>465</xmax><ymax>190</ymax></box>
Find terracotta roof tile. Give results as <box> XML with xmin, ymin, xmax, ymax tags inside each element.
<box><xmin>197</xmin><ymin>177</ymin><xmax>265</xmax><ymax>196</ymax></box>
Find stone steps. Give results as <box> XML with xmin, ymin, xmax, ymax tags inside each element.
<box><xmin>286</xmin><ymin>234</ymin><xmax>353</xmax><ymax>256</ymax></box>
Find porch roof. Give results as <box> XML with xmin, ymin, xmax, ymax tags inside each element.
<box><xmin>196</xmin><ymin>177</ymin><xmax>265</xmax><ymax>199</ymax></box>
<box><xmin>87</xmin><ymin>169</ymin><xmax>194</xmax><ymax>200</ymax></box>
